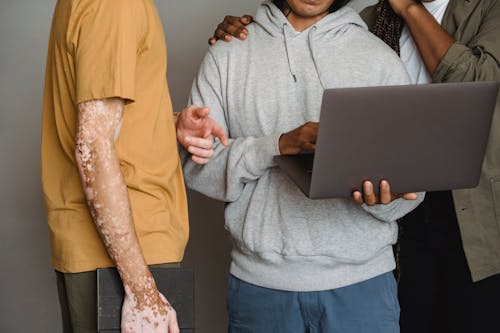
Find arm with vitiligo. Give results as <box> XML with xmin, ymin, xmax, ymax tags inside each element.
<box><xmin>74</xmin><ymin>98</ymin><xmax>179</xmax><ymax>333</ymax></box>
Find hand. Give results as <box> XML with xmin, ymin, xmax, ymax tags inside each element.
<box><xmin>387</xmin><ymin>0</ymin><xmax>421</xmax><ymax>17</ymax></box>
<box><xmin>279</xmin><ymin>122</ymin><xmax>318</xmax><ymax>155</ymax></box>
<box><xmin>121</xmin><ymin>286</ymin><xmax>179</xmax><ymax>333</ymax></box>
<box><xmin>176</xmin><ymin>105</ymin><xmax>228</xmax><ymax>164</ymax></box>
<box><xmin>209</xmin><ymin>15</ymin><xmax>253</xmax><ymax>45</ymax></box>
<box><xmin>352</xmin><ymin>180</ymin><xmax>418</xmax><ymax>206</ymax></box>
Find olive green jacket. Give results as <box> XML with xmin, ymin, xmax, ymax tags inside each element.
<box><xmin>361</xmin><ymin>0</ymin><xmax>500</xmax><ymax>282</ymax></box>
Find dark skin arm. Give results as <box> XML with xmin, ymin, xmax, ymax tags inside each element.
<box><xmin>389</xmin><ymin>0</ymin><xmax>455</xmax><ymax>75</ymax></box>
<box><xmin>210</xmin><ymin>2</ymin><xmax>455</xmax><ymax>76</ymax></box>
<box><xmin>209</xmin><ymin>15</ymin><xmax>253</xmax><ymax>45</ymax></box>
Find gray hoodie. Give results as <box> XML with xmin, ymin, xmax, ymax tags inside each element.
<box><xmin>183</xmin><ymin>1</ymin><xmax>424</xmax><ymax>291</ymax></box>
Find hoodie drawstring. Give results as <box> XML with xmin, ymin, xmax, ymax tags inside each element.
<box><xmin>283</xmin><ymin>24</ymin><xmax>327</xmax><ymax>88</ymax></box>
<box><xmin>283</xmin><ymin>24</ymin><xmax>297</xmax><ymax>83</ymax></box>
<box><xmin>308</xmin><ymin>26</ymin><xmax>327</xmax><ymax>89</ymax></box>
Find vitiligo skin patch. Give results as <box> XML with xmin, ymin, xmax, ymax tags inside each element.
<box><xmin>75</xmin><ymin>98</ymin><xmax>178</xmax><ymax>332</ymax></box>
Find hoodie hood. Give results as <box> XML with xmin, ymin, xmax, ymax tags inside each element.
<box><xmin>254</xmin><ymin>1</ymin><xmax>368</xmax><ymax>86</ymax></box>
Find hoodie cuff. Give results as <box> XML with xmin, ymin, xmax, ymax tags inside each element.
<box><xmin>362</xmin><ymin>192</ymin><xmax>425</xmax><ymax>222</ymax></box>
<box><xmin>243</xmin><ymin>133</ymin><xmax>282</xmax><ymax>176</ymax></box>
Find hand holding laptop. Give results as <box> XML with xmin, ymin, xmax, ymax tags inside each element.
<box><xmin>276</xmin><ymin>82</ymin><xmax>497</xmax><ymax>199</ymax></box>
<box><xmin>353</xmin><ymin>180</ymin><xmax>418</xmax><ymax>206</ymax></box>
<box><xmin>278</xmin><ymin>121</ymin><xmax>417</xmax><ymax>205</ymax></box>
<box><xmin>279</xmin><ymin>121</ymin><xmax>319</xmax><ymax>155</ymax></box>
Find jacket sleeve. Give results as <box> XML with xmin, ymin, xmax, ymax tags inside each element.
<box><xmin>182</xmin><ymin>49</ymin><xmax>281</xmax><ymax>203</ymax></box>
<box><xmin>433</xmin><ymin>1</ymin><xmax>500</xmax><ymax>82</ymax></box>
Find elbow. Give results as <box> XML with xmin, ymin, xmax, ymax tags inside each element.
<box><xmin>435</xmin><ymin>45</ymin><xmax>500</xmax><ymax>82</ymax></box>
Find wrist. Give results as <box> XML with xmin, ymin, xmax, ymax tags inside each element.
<box><xmin>399</xmin><ymin>1</ymin><xmax>423</xmax><ymax>20</ymax></box>
<box><xmin>123</xmin><ymin>274</ymin><xmax>158</xmax><ymax>297</ymax></box>
<box><xmin>278</xmin><ymin>133</ymin><xmax>287</xmax><ymax>155</ymax></box>
<box><xmin>173</xmin><ymin>112</ymin><xmax>180</xmax><ymax>126</ymax></box>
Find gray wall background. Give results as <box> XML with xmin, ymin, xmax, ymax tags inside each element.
<box><xmin>0</xmin><ymin>0</ymin><xmax>374</xmax><ymax>332</ymax></box>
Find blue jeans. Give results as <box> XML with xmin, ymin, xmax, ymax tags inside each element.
<box><xmin>227</xmin><ymin>272</ymin><xmax>400</xmax><ymax>333</ymax></box>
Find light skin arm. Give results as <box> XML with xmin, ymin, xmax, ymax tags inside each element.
<box><xmin>75</xmin><ymin>98</ymin><xmax>178</xmax><ymax>333</ymax></box>
<box><xmin>389</xmin><ymin>0</ymin><xmax>455</xmax><ymax>75</ymax></box>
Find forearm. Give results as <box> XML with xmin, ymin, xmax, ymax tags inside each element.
<box><xmin>183</xmin><ymin>133</ymin><xmax>280</xmax><ymax>202</ymax></box>
<box><xmin>401</xmin><ymin>3</ymin><xmax>455</xmax><ymax>75</ymax></box>
<box><xmin>79</xmin><ymin>145</ymin><xmax>153</xmax><ymax>290</ymax></box>
<box><xmin>75</xmin><ymin>99</ymin><xmax>156</xmax><ymax>297</ymax></box>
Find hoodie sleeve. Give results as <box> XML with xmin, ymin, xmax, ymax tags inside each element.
<box><xmin>362</xmin><ymin>192</ymin><xmax>425</xmax><ymax>222</ymax></box>
<box><xmin>182</xmin><ymin>49</ymin><xmax>281</xmax><ymax>203</ymax></box>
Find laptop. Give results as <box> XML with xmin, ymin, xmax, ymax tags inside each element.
<box><xmin>97</xmin><ymin>267</ymin><xmax>194</xmax><ymax>332</ymax></box>
<box><xmin>276</xmin><ymin>81</ymin><xmax>498</xmax><ymax>199</ymax></box>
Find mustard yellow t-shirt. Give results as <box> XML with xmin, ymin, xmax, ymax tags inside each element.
<box><xmin>41</xmin><ymin>0</ymin><xmax>189</xmax><ymax>273</ymax></box>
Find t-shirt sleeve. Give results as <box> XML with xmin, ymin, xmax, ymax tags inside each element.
<box><xmin>74</xmin><ymin>0</ymin><xmax>143</xmax><ymax>104</ymax></box>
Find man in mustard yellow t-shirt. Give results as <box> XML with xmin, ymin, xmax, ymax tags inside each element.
<box><xmin>42</xmin><ymin>0</ymin><xmax>225</xmax><ymax>332</ymax></box>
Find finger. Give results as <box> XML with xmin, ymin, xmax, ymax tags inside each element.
<box><xmin>210</xmin><ymin>124</ymin><xmax>229</xmax><ymax>146</ymax></box>
<box><xmin>191</xmin><ymin>106</ymin><xmax>210</xmax><ymax>119</ymax></box>
<box><xmin>220</xmin><ymin>19</ymin><xmax>246</xmax><ymax>39</ymax></box>
<box><xmin>169</xmin><ymin>323</ymin><xmax>180</xmax><ymax>333</ymax></box>
<box><xmin>188</xmin><ymin>146</ymin><xmax>215</xmax><ymax>159</ymax></box>
<box><xmin>168</xmin><ymin>311</ymin><xmax>180</xmax><ymax>333</ymax></box>
<box><xmin>186</xmin><ymin>136</ymin><xmax>214</xmax><ymax>150</ymax></box>
<box><xmin>363</xmin><ymin>181</ymin><xmax>377</xmax><ymax>206</ymax></box>
<box><xmin>352</xmin><ymin>191</ymin><xmax>363</xmax><ymax>205</ymax></box>
<box><xmin>208</xmin><ymin>37</ymin><xmax>217</xmax><ymax>45</ymax></box>
<box><xmin>191</xmin><ymin>155</ymin><xmax>210</xmax><ymax>165</ymax></box>
<box><xmin>181</xmin><ymin>104</ymin><xmax>199</xmax><ymax>118</ymax></box>
<box><xmin>241</xmin><ymin>15</ymin><xmax>254</xmax><ymax>25</ymax></box>
<box><xmin>305</xmin><ymin>122</ymin><xmax>319</xmax><ymax>142</ymax></box>
<box><xmin>401</xmin><ymin>192</ymin><xmax>418</xmax><ymax>200</ymax></box>
<box><xmin>302</xmin><ymin>142</ymin><xmax>316</xmax><ymax>153</ymax></box>
<box><xmin>235</xmin><ymin>25</ymin><xmax>249</xmax><ymax>39</ymax></box>
<box><xmin>379</xmin><ymin>180</ymin><xmax>392</xmax><ymax>205</ymax></box>
<box><xmin>214</xmin><ymin>27</ymin><xmax>233</xmax><ymax>42</ymax></box>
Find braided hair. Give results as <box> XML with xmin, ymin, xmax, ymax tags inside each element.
<box><xmin>370</xmin><ymin>0</ymin><xmax>406</xmax><ymax>55</ymax></box>
<box><xmin>272</xmin><ymin>0</ymin><xmax>351</xmax><ymax>14</ymax></box>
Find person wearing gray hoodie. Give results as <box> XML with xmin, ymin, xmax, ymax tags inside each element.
<box><xmin>183</xmin><ymin>0</ymin><xmax>423</xmax><ymax>332</ymax></box>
